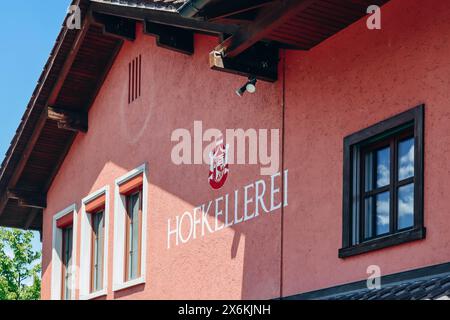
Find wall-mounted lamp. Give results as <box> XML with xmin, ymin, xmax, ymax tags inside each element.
<box><xmin>236</xmin><ymin>76</ymin><xmax>257</xmax><ymax>97</ymax></box>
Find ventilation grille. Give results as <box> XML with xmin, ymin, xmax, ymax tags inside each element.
<box><xmin>128</xmin><ymin>55</ymin><xmax>141</xmax><ymax>103</ymax></box>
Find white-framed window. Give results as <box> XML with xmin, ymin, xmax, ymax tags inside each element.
<box><xmin>79</xmin><ymin>186</ymin><xmax>110</xmax><ymax>300</ymax></box>
<box><xmin>51</xmin><ymin>204</ymin><xmax>78</xmax><ymax>300</ymax></box>
<box><xmin>113</xmin><ymin>163</ymin><xmax>148</xmax><ymax>292</ymax></box>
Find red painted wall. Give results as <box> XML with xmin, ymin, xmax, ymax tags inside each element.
<box><xmin>41</xmin><ymin>0</ymin><xmax>450</xmax><ymax>299</ymax></box>
<box><xmin>41</xmin><ymin>25</ymin><xmax>283</xmax><ymax>300</ymax></box>
<box><xmin>283</xmin><ymin>0</ymin><xmax>450</xmax><ymax>296</ymax></box>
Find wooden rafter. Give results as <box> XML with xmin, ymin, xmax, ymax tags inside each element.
<box><xmin>90</xmin><ymin>0</ymin><xmax>239</xmax><ymax>35</ymax></box>
<box><xmin>47</xmin><ymin>106</ymin><xmax>88</xmax><ymax>133</ymax></box>
<box><xmin>215</xmin><ymin>0</ymin><xmax>317</xmax><ymax>58</ymax></box>
<box><xmin>24</xmin><ymin>208</ymin><xmax>40</xmax><ymax>230</ymax></box>
<box><xmin>92</xmin><ymin>12</ymin><xmax>136</xmax><ymax>41</ymax></box>
<box><xmin>144</xmin><ymin>21</ymin><xmax>194</xmax><ymax>55</ymax></box>
<box><xmin>7</xmin><ymin>189</ymin><xmax>47</xmax><ymax>209</ymax></box>
<box><xmin>209</xmin><ymin>41</ymin><xmax>279</xmax><ymax>82</ymax></box>
<box><xmin>0</xmin><ymin>1</ymin><xmax>90</xmax><ymax>219</ymax></box>
<box><xmin>207</xmin><ymin>0</ymin><xmax>276</xmax><ymax>22</ymax></box>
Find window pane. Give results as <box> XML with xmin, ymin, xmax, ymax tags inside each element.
<box><xmin>365</xmin><ymin>147</ymin><xmax>390</xmax><ymax>192</ymax></box>
<box><xmin>376</xmin><ymin>147</ymin><xmax>390</xmax><ymax>188</ymax></box>
<box><xmin>351</xmin><ymin>150</ymin><xmax>360</xmax><ymax>245</ymax></box>
<box><xmin>364</xmin><ymin>196</ymin><xmax>374</xmax><ymax>239</ymax></box>
<box><xmin>132</xmin><ymin>194</ymin><xmax>140</xmax><ymax>279</ymax></box>
<box><xmin>398</xmin><ymin>138</ymin><xmax>414</xmax><ymax>180</ymax></box>
<box><xmin>127</xmin><ymin>193</ymin><xmax>140</xmax><ymax>281</ymax></box>
<box><xmin>92</xmin><ymin>215</ymin><xmax>98</xmax><ymax>291</ymax></box>
<box><xmin>364</xmin><ymin>192</ymin><xmax>390</xmax><ymax>239</ymax></box>
<box><xmin>92</xmin><ymin>211</ymin><xmax>104</xmax><ymax>292</ymax></box>
<box><xmin>97</xmin><ymin>212</ymin><xmax>104</xmax><ymax>290</ymax></box>
<box><xmin>63</xmin><ymin>227</ymin><xmax>73</xmax><ymax>300</ymax></box>
<box><xmin>398</xmin><ymin>183</ymin><xmax>414</xmax><ymax>229</ymax></box>
<box><xmin>376</xmin><ymin>192</ymin><xmax>390</xmax><ymax>236</ymax></box>
<box><xmin>364</xmin><ymin>153</ymin><xmax>374</xmax><ymax>192</ymax></box>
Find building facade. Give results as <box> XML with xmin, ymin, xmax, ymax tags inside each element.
<box><xmin>2</xmin><ymin>0</ymin><xmax>450</xmax><ymax>300</ymax></box>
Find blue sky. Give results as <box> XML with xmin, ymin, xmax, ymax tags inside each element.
<box><xmin>0</xmin><ymin>1</ymin><xmax>71</xmax><ymax>254</ymax></box>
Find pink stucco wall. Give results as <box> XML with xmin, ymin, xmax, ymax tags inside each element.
<box><xmin>42</xmin><ymin>0</ymin><xmax>450</xmax><ymax>299</ymax></box>
<box><xmin>283</xmin><ymin>0</ymin><xmax>450</xmax><ymax>296</ymax></box>
<box><xmin>41</xmin><ymin>24</ymin><xmax>283</xmax><ymax>300</ymax></box>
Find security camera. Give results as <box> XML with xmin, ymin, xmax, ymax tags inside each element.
<box><xmin>236</xmin><ymin>76</ymin><xmax>257</xmax><ymax>97</ymax></box>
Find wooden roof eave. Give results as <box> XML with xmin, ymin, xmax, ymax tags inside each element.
<box><xmin>0</xmin><ymin>0</ymin><xmax>125</xmax><ymax>231</ymax></box>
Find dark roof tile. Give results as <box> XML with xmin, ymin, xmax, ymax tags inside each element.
<box><xmin>326</xmin><ymin>273</ymin><xmax>450</xmax><ymax>300</ymax></box>
<box><xmin>90</xmin><ymin>0</ymin><xmax>187</xmax><ymax>12</ymax></box>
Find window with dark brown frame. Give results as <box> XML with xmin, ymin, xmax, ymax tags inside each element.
<box><xmin>339</xmin><ymin>105</ymin><xmax>425</xmax><ymax>258</ymax></box>
<box><xmin>123</xmin><ymin>185</ymin><xmax>143</xmax><ymax>282</ymax></box>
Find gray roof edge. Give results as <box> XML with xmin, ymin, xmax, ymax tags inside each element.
<box><xmin>285</xmin><ymin>261</ymin><xmax>450</xmax><ymax>300</ymax></box>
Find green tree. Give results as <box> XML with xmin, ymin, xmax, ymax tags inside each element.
<box><xmin>0</xmin><ymin>227</ymin><xmax>41</xmax><ymax>300</ymax></box>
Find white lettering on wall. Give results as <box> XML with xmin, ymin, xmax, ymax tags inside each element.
<box><xmin>167</xmin><ymin>170</ymin><xmax>289</xmax><ymax>248</ymax></box>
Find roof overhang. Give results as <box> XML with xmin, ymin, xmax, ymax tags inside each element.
<box><xmin>0</xmin><ymin>0</ymin><xmax>391</xmax><ymax>232</ymax></box>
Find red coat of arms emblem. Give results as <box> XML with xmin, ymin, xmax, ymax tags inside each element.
<box><xmin>209</xmin><ymin>140</ymin><xmax>229</xmax><ymax>190</ymax></box>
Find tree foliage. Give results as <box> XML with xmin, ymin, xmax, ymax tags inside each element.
<box><xmin>0</xmin><ymin>228</ymin><xmax>41</xmax><ymax>300</ymax></box>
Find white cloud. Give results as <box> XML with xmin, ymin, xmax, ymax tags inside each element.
<box><xmin>376</xmin><ymin>196</ymin><xmax>390</xmax><ymax>226</ymax></box>
<box><xmin>398</xmin><ymin>184</ymin><xmax>414</xmax><ymax>228</ymax></box>
<box><xmin>377</xmin><ymin>164</ymin><xmax>390</xmax><ymax>187</ymax></box>
<box><xmin>399</xmin><ymin>143</ymin><xmax>414</xmax><ymax>179</ymax></box>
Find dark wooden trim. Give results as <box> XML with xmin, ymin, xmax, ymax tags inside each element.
<box><xmin>342</xmin><ymin>135</ymin><xmax>352</xmax><ymax>248</ymax></box>
<box><xmin>209</xmin><ymin>41</ymin><xmax>279</xmax><ymax>82</ymax></box>
<box><xmin>0</xmin><ymin>2</ymin><xmax>89</xmax><ymax>219</ymax></box>
<box><xmin>178</xmin><ymin>0</ymin><xmax>212</xmax><ymax>18</ymax></box>
<box><xmin>0</xmin><ymin>111</ymin><xmax>48</xmax><ymax>216</ymax></box>
<box><xmin>343</xmin><ymin>106</ymin><xmax>422</xmax><ymax>146</ymax></box>
<box><xmin>414</xmin><ymin>105</ymin><xmax>425</xmax><ymax>229</ymax></box>
<box><xmin>92</xmin><ymin>12</ymin><xmax>136</xmax><ymax>41</ymax></box>
<box><xmin>144</xmin><ymin>21</ymin><xmax>194</xmax><ymax>55</ymax></box>
<box><xmin>90</xmin><ymin>1</ymin><xmax>239</xmax><ymax>35</ymax></box>
<box><xmin>215</xmin><ymin>0</ymin><xmax>316</xmax><ymax>58</ymax></box>
<box><xmin>24</xmin><ymin>208</ymin><xmax>40</xmax><ymax>230</ymax></box>
<box><xmin>43</xmin><ymin>37</ymin><xmax>124</xmax><ymax>193</ymax></box>
<box><xmin>340</xmin><ymin>104</ymin><xmax>425</xmax><ymax>258</ymax></box>
<box><xmin>7</xmin><ymin>189</ymin><xmax>47</xmax><ymax>209</ymax></box>
<box><xmin>339</xmin><ymin>227</ymin><xmax>426</xmax><ymax>258</ymax></box>
<box><xmin>48</xmin><ymin>17</ymin><xmax>91</xmax><ymax>107</ymax></box>
<box><xmin>206</xmin><ymin>0</ymin><xmax>276</xmax><ymax>21</ymax></box>
<box><xmin>47</xmin><ymin>106</ymin><xmax>88</xmax><ymax>133</ymax></box>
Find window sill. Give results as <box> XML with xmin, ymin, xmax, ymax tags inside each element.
<box><xmin>339</xmin><ymin>227</ymin><xmax>426</xmax><ymax>259</ymax></box>
<box><xmin>113</xmin><ymin>276</ymin><xmax>145</xmax><ymax>292</ymax></box>
<box><xmin>80</xmin><ymin>288</ymin><xmax>108</xmax><ymax>300</ymax></box>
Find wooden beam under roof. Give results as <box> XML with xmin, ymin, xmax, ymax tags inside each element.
<box><xmin>144</xmin><ymin>21</ymin><xmax>194</xmax><ymax>55</ymax></box>
<box><xmin>24</xmin><ymin>208</ymin><xmax>40</xmax><ymax>230</ymax></box>
<box><xmin>7</xmin><ymin>189</ymin><xmax>47</xmax><ymax>210</ymax></box>
<box><xmin>47</xmin><ymin>106</ymin><xmax>88</xmax><ymax>133</ymax></box>
<box><xmin>214</xmin><ymin>0</ymin><xmax>317</xmax><ymax>58</ymax></box>
<box><xmin>92</xmin><ymin>12</ymin><xmax>136</xmax><ymax>41</ymax></box>
<box><xmin>90</xmin><ymin>0</ymin><xmax>239</xmax><ymax>35</ymax></box>
<box><xmin>206</xmin><ymin>0</ymin><xmax>276</xmax><ymax>22</ymax></box>
<box><xmin>0</xmin><ymin>0</ymin><xmax>90</xmax><ymax>219</ymax></box>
